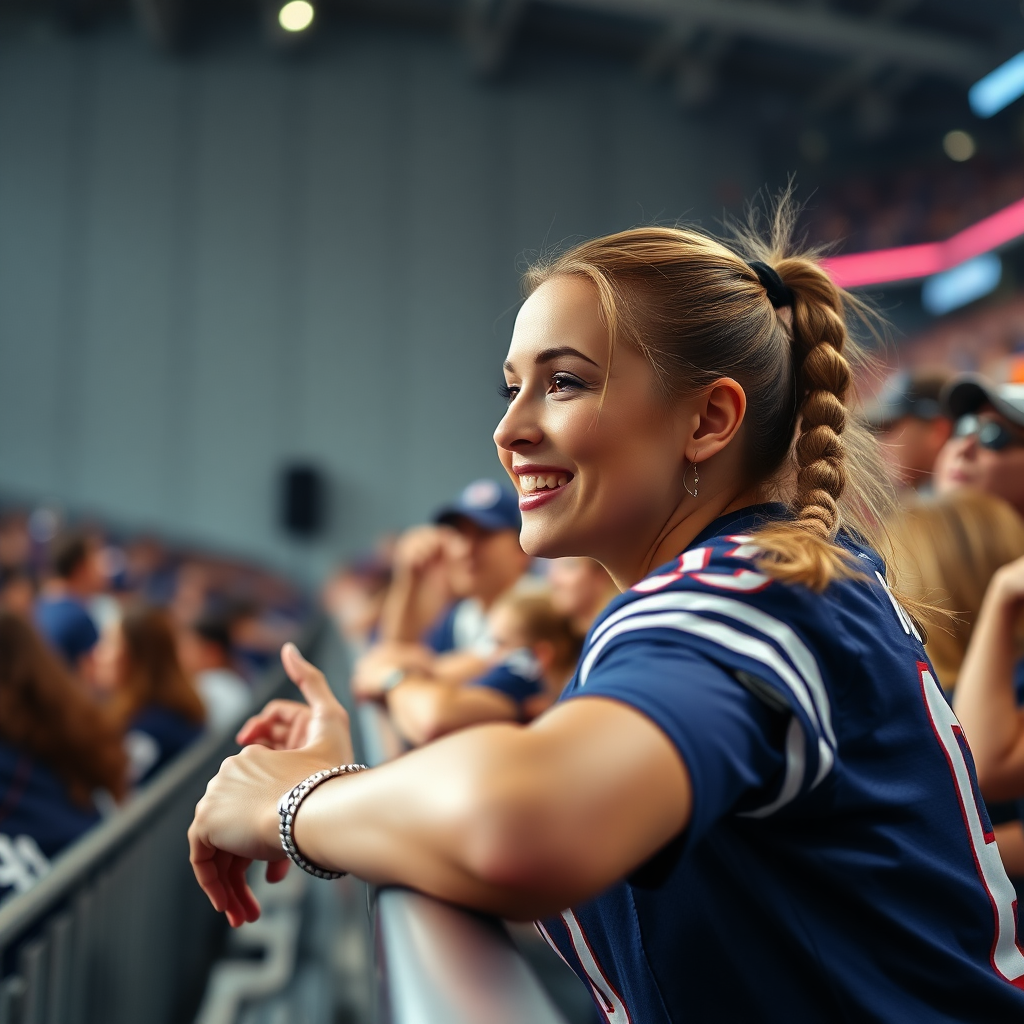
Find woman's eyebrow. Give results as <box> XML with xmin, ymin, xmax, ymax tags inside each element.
<box><xmin>503</xmin><ymin>346</ymin><xmax>602</xmax><ymax>373</ymax></box>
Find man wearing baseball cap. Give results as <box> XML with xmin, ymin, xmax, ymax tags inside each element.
<box><xmin>935</xmin><ymin>374</ymin><xmax>1024</xmax><ymax>517</ymax></box>
<box><xmin>352</xmin><ymin>479</ymin><xmax>531</xmax><ymax>699</ymax></box>
<box><xmin>865</xmin><ymin>370</ymin><xmax>952</xmax><ymax>493</ymax></box>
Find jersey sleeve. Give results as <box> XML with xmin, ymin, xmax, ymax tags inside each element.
<box><xmin>565</xmin><ymin>635</ymin><xmax>791</xmax><ymax>846</ymax></box>
<box><xmin>567</xmin><ymin>536</ymin><xmax>839</xmax><ymax>837</ymax></box>
<box><xmin>471</xmin><ymin>649</ymin><xmax>543</xmax><ymax>703</ymax></box>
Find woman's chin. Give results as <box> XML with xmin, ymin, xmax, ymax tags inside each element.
<box><xmin>519</xmin><ymin>520</ymin><xmax>578</xmax><ymax>560</ymax></box>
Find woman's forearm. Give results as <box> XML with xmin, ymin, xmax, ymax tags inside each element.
<box><xmin>955</xmin><ymin>573</ymin><xmax>1023</xmax><ymax>797</ymax></box>
<box><xmin>288</xmin><ymin>701</ymin><xmax>690</xmax><ymax>920</ymax></box>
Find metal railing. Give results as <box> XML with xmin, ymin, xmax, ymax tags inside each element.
<box><xmin>0</xmin><ymin>619</ymin><xmax>326</xmax><ymax>1024</ymax></box>
<box><xmin>354</xmin><ymin>669</ymin><xmax>568</xmax><ymax>1024</ymax></box>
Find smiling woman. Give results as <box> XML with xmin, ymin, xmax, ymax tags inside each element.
<box><xmin>189</xmin><ymin>199</ymin><xmax>1024</xmax><ymax>1023</ymax></box>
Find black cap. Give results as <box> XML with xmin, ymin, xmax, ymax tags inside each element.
<box><xmin>865</xmin><ymin>371</ymin><xmax>949</xmax><ymax>429</ymax></box>
<box><xmin>942</xmin><ymin>374</ymin><xmax>1024</xmax><ymax>429</ymax></box>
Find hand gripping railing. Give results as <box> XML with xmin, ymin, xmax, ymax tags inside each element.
<box><xmin>0</xmin><ymin>618</ymin><xmax>327</xmax><ymax>1024</ymax></box>
<box><xmin>354</xmin><ymin>694</ymin><xmax>568</xmax><ymax>1024</ymax></box>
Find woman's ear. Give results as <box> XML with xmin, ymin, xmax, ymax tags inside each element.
<box><xmin>689</xmin><ymin>378</ymin><xmax>747</xmax><ymax>463</ymax></box>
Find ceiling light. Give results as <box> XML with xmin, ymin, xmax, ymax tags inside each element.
<box><xmin>278</xmin><ymin>0</ymin><xmax>314</xmax><ymax>32</ymax></box>
<box><xmin>943</xmin><ymin>130</ymin><xmax>976</xmax><ymax>162</ymax></box>
<box><xmin>969</xmin><ymin>51</ymin><xmax>1024</xmax><ymax>118</ymax></box>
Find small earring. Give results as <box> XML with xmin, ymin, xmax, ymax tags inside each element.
<box><xmin>683</xmin><ymin>460</ymin><xmax>699</xmax><ymax>498</ymax></box>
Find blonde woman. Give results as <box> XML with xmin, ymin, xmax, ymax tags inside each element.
<box><xmin>191</xmin><ymin>210</ymin><xmax>1024</xmax><ymax>1021</ymax></box>
<box><xmin>886</xmin><ymin>490</ymin><xmax>1024</xmax><ymax>690</ymax></box>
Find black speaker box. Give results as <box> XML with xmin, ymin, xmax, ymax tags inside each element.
<box><xmin>281</xmin><ymin>464</ymin><xmax>327</xmax><ymax>538</ymax></box>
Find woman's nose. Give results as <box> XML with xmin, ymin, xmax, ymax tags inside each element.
<box><xmin>493</xmin><ymin>397</ymin><xmax>544</xmax><ymax>452</ymax></box>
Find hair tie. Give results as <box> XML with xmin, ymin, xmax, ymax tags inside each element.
<box><xmin>748</xmin><ymin>261</ymin><xmax>794</xmax><ymax>310</ymax></box>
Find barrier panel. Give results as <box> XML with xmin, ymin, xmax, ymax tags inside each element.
<box><xmin>0</xmin><ymin>620</ymin><xmax>325</xmax><ymax>1024</ymax></box>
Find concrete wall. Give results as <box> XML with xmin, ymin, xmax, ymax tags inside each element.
<box><xmin>0</xmin><ymin>21</ymin><xmax>760</xmax><ymax>580</ymax></box>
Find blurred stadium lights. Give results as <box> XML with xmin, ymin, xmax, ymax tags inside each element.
<box><xmin>278</xmin><ymin>0</ymin><xmax>315</xmax><ymax>33</ymax></box>
<box><xmin>921</xmin><ymin>254</ymin><xmax>1002</xmax><ymax>316</ymax></box>
<box><xmin>823</xmin><ymin>195</ymin><xmax>1024</xmax><ymax>288</ymax></box>
<box><xmin>969</xmin><ymin>50</ymin><xmax>1024</xmax><ymax>118</ymax></box>
<box><xmin>943</xmin><ymin>129</ymin><xmax>976</xmax><ymax>162</ymax></box>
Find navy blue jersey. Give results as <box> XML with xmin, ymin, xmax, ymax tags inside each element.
<box><xmin>472</xmin><ymin>649</ymin><xmax>544</xmax><ymax>705</ymax></box>
<box><xmin>0</xmin><ymin>741</ymin><xmax>100</xmax><ymax>903</ymax></box>
<box><xmin>34</xmin><ymin>596</ymin><xmax>99</xmax><ymax>666</ymax></box>
<box><xmin>539</xmin><ymin>504</ymin><xmax>1024</xmax><ymax>1023</ymax></box>
<box><xmin>127</xmin><ymin>706</ymin><xmax>203</xmax><ymax>785</ymax></box>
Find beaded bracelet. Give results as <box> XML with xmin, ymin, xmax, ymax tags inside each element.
<box><xmin>277</xmin><ymin>764</ymin><xmax>368</xmax><ymax>879</ymax></box>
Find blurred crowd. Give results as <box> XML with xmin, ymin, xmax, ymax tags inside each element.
<box><xmin>806</xmin><ymin>155</ymin><xmax>1024</xmax><ymax>252</ymax></box>
<box><xmin>0</xmin><ymin>515</ymin><xmax>306</xmax><ymax>902</ymax></box>
<box><xmin>327</xmin><ymin>361</ymin><xmax>1024</xmax><ymax>884</ymax></box>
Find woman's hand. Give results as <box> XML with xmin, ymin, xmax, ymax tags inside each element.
<box><xmin>189</xmin><ymin>642</ymin><xmax>355</xmax><ymax>926</ymax></box>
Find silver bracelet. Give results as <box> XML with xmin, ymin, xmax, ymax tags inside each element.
<box><xmin>277</xmin><ymin>764</ymin><xmax>368</xmax><ymax>879</ymax></box>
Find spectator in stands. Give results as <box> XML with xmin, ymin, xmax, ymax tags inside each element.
<box><xmin>352</xmin><ymin>480</ymin><xmax>531</xmax><ymax>698</ymax></box>
<box><xmin>321</xmin><ymin>553</ymin><xmax>392</xmax><ymax>648</ymax></box>
<box><xmin>375</xmin><ymin>525</ymin><xmax>458</xmax><ymax>648</ymax></box>
<box><xmin>179</xmin><ymin>612</ymin><xmax>253</xmax><ymax>733</ymax></box>
<box><xmin>34</xmin><ymin>531</ymin><xmax>105</xmax><ymax>686</ymax></box>
<box><xmin>387</xmin><ymin>590</ymin><xmax>582</xmax><ymax>745</ymax></box>
<box><xmin>935</xmin><ymin>375</ymin><xmax>1024</xmax><ymax>516</ymax></box>
<box><xmin>0</xmin><ymin>568</ymin><xmax>34</xmax><ymax>619</ymax></box>
<box><xmin>0</xmin><ymin>613</ymin><xmax>126</xmax><ymax>902</ymax></box>
<box><xmin>887</xmin><ymin>491</ymin><xmax>1024</xmax><ymax>691</ymax></box>
<box><xmin>547</xmin><ymin>557</ymin><xmax>618</xmax><ymax>635</ymax></box>
<box><xmin>953</xmin><ymin>553</ymin><xmax>1024</xmax><ymax>876</ymax></box>
<box><xmin>98</xmin><ymin>605</ymin><xmax>205</xmax><ymax>785</ymax></box>
<box><xmin>866</xmin><ymin>370</ymin><xmax>951</xmax><ymax>493</ymax></box>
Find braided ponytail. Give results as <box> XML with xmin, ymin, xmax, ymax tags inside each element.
<box><xmin>752</xmin><ymin>257</ymin><xmax>867</xmax><ymax>590</ymax></box>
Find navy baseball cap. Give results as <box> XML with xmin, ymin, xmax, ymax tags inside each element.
<box><xmin>434</xmin><ymin>479</ymin><xmax>521</xmax><ymax>532</ymax></box>
<box><xmin>864</xmin><ymin>371</ymin><xmax>948</xmax><ymax>429</ymax></box>
<box><xmin>943</xmin><ymin>374</ymin><xmax>1024</xmax><ymax>429</ymax></box>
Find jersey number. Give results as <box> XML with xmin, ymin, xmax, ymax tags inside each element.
<box><xmin>919</xmin><ymin>662</ymin><xmax>1024</xmax><ymax>987</ymax></box>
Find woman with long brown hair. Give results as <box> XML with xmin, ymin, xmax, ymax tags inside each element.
<box><xmin>0</xmin><ymin>612</ymin><xmax>126</xmax><ymax>900</ymax></box>
<box><xmin>98</xmin><ymin>605</ymin><xmax>205</xmax><ymax>785</ymax></box>
<box><xmin>190</xmin><ymin>206</ymin><xmax>1024</xmax><ymax>1021</ymax></box>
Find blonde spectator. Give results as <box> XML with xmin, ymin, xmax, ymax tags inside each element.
<box><xmin>887</xmin><ymin>491</ymin><xmax>1024</xmax><ymax>690</ymax></box>
<box><xmin>547</xmin><ymin>557</ymin><xmax>618</xmax><ymax>635</ymax></box>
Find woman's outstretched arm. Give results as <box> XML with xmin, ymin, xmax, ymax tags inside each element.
<box><xmin>190</xmin><ymin>644</ymin><xmax>690</xmax><ymax>925</ymax></box>
<box><xmin>954</xmin><ymin>555</ymin><xmax>1024</xmax><ymax>801</ymax></box>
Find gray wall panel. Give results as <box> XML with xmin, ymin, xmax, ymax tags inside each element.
<box><xmin>0</xmin><ymin>24</ymin><xmax>759</xmax><ymax>580</ymax></box>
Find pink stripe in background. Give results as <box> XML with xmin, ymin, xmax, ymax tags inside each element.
<box><xmin>822</xmin><ymin>196</ymin><xmax>1024</xmax><ymax>288</ymax></box>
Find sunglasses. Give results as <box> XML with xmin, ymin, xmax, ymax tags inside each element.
<box><xmin>953</xmin><ymin>414</ymin><xmax>1024</xmax><ymax>452</ymax></box>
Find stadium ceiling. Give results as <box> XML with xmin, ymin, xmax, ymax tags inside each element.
<box><xmin>5</xmin><ymin>0</ymin><xmax>1022</xmax><ymax>152</ymax></box>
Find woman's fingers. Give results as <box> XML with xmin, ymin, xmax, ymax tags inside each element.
<box><xmin>189</xmin><ymin>829</ymin><xmax>231</xmax><ymax>914</ymax></box>
<box><xmin>236</xmin><ymin>699</ymin><xmax>309</xmax><ymax>748</ymax></box>
<box><xmin>281</xmin><ymin>642</ymin><xmax>339</xmax><ymax>711</ymax></box>
<box><xmin>266</xmin><ymin>858</ymin><xmax>291</xmax><ymax>884</ymax></box>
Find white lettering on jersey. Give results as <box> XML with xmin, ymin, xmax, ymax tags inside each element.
<box><xmin>631</xmin><ymin>548</ymin><xmax>710</xmax><ymax>593</ymax></box>
<box><xmin>919</xmin><ymin>663</ymin><xmax>1024</xmax><ymax>986</ymax></box>
<box><xmin>549</xmin><ymin>910</ymin><xmax>634</xmax><ymax>1023</ymax></box>
<box><xmin>0</xmin><ymin>834</ymin><xmax>51</xmax><ymax>896</ymax></box>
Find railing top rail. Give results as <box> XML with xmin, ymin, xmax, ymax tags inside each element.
<box><xmin>0</xmin><ymin>617</ymin><xmax>325</xmax><ymax>948</ymax></box>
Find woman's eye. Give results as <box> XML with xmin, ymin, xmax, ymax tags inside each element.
<box><xmin>498</xmin><ymin>382</ymin><xmax>520</xmax><ymax>404</ymax></box>
<box><xmin>550</xmin><ymin>372</ymin><xmax>588</xmax><ymax>393</ymax></box>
